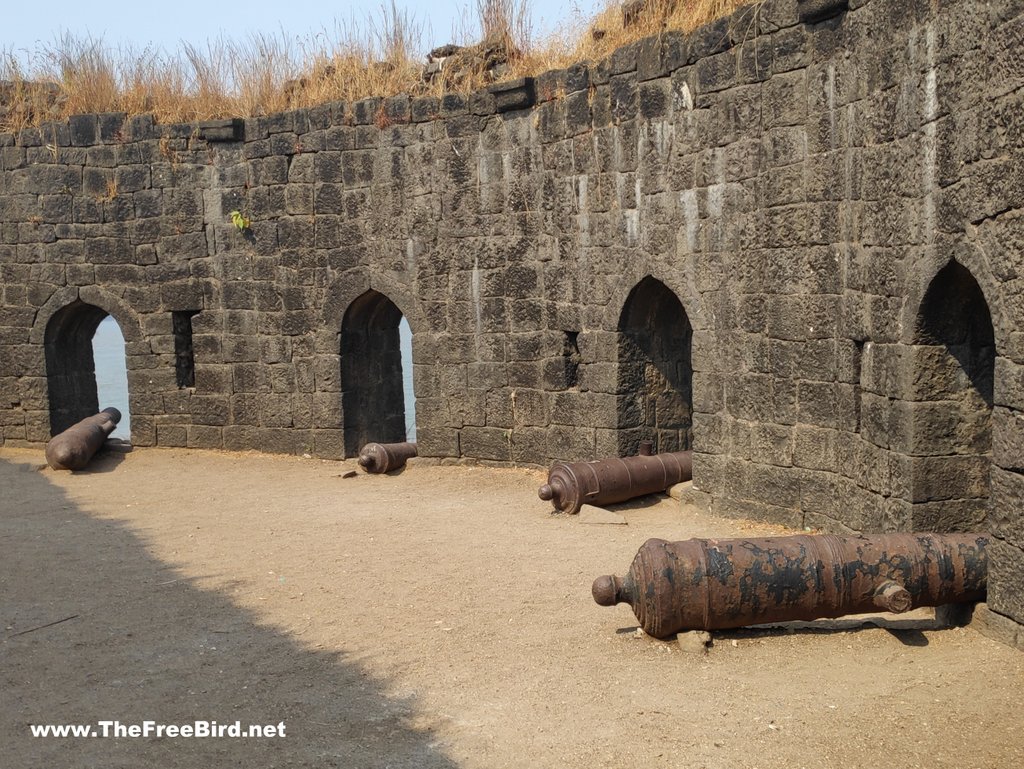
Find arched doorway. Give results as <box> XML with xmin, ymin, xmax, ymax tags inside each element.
<box><xmin>340</xmin><ymin>290</ymin><xmax>416</xmax><ymax>457</ymax></box>
<box><xmin>616</xmin><ymin>277</ymin><xmax>693</xmax><ymax>456</ymax></box>
<box><xmin>45</xmin><ymin>300</ymin><xmax>131</xmax><ymax>438</ymax></box>
<box><xmin>909</xmin><ymin>261</ymin><xmax>995</xmax><ymax>529</ymax></box>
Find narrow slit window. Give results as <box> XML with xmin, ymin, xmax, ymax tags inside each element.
<box><xmin>563</xmin><ymin>331</ymin><xmax>581</xmax><ymax>389</ymax></box>
<box><xmin>173</xmin><ymin>310</ymin><xmax>200</xmax><ymax>389</ymax></box>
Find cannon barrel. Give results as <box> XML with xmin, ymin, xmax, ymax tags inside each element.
<box><xmin>592</xmin><ymin>533</ymin><xmax>988</xmax><ymax>638</ymax></box>
<box><xmin>45</xmin><ymin>407</ymin><xmax>122</xmax><ymax>471</ymax></box>
<box><xmin>539</xmin><ymin>450</ymin><xmax>692</xmax><ymax>514</ymax></box>
<box><xmin>357</xmin><ymin>441</ymin><xmax>417</xmax><ymax>473</ymax></box>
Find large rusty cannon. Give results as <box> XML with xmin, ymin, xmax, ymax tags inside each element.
<box><xmin>45</xmin><ymin>407</ymin><xmax>122</xmax><ymax>471</ymax></box>
<box><xmin>539</xmin><ymin>445</ymin><xmax>692</xmax><ymax>514</ymax></box>
<box><xmin>592</xmin><ymin>533</ymin><xmax>988</xmax><ymax>638</ymax></box>
<box><xmin>357</xmin><ymin>441</ymin><xmax>417</xmax><ymax>473</ymax></box>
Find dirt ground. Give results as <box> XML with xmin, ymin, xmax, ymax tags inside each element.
<box><xmin>2</xmin><ymin>446</ymin><xmax>1022</xmax><ymax>768</ymax></box>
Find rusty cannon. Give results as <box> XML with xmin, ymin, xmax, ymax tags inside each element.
<box><xmin>592</xmin><ymin>533</ymin><xmax>988</xmax><ymax>638</ymax></box>
<box><xmin>45</xmin><ymin>407</ymin><xmax>122</xmax><ymax>471</ymax></box>
<box><xmin>539</xmin><ymin>444</ymin><xmax>692</xmax><ymax>514</ymax></box>
<box><xmin>357</xmin><ymin>441</ymin><xmax>417</xmax><ymax>473</ymax></box>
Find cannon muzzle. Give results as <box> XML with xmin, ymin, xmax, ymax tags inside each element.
<box><xmin>593</xmin><ymin>533</ymin><xmax>988</xmax><ymax>637</ymax></box>
<box><xmin>45</xmin><ymin>407</ymin><xmax>122</xmax><ymax>471</ymax></box>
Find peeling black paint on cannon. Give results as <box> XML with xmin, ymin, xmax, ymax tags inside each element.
<box><xmin>961</xmin><ymin>539</ymin><xmax>988</xmax><ymax>590</ymax></box>
<box><xmin>731</xmin><ymin>541</ymin><xmax>815</xmax><ymax>611</ymax></box>
<box><xmin>705</xmin><ymin>547</ymin><xmax>734</xmax><ymax>586</ymax></box>
<box><xmin>938</xmin><ymin>551</ymin><xmax>956</xmax><ymax>584</ymax></box>
<box><xmin>592</xmin><ymin>533</ymin><xmax>988</xmax><ymax>638</ymax></box>
<box><xmin>660</xmin><ymin>566</ymin><xmax>675</xmax><ymax>588</ymax></box>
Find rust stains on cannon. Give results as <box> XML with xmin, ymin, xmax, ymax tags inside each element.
<box><xmin>539</xmin><ymin>449</ymin><xmax>693</xmax><ymax>514</ymax></box>
<box><xmin>357</xmin><ymin>441</ymin><xmax>417</xmax><ymax>473</ymax></box>
<box><xmin>592</xmin><ymin>533</ymin><xmax>988</xmax><ymax>638</ymax></box>
<box><xmin>45</xmin><ymin>407</ymin><xmax>122</xmax><ymax>471</ymax></box>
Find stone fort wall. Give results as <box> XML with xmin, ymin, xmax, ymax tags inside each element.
<box><xmin>3</xmin><ymin>0</ymin><xmax>1024</xmax><ymax>633</ymax></box>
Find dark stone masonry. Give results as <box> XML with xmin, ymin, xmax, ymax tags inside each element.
<box><xmin>2</xmin><ymin>0</ymin><xmax>1024</xmax><ymax>637</ymax></box>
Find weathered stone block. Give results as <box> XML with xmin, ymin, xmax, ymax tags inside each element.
<box><xmin>689</xmin><ymin>16</ymin><xmax>732</xmax><ymax>61</ymax></box>
<box><xmin>186</xmin><ymin>425</ymin><xmax>223</xmax><ymax>449</ymax></box>
<box><xmin>610</xmin><ymin>75</ymin><xmax>639</xmax><ymax>122</ymax></box>
<box><xmin>715</xmin><ymin>493</ymin><xmax>804</xmax><ymax>530</ymax></box>
<box><xmin>990</xmin><ymin>467</ymin><xmax>1024</xmax><ymax>548</ymax></box>
<box><xmin>762</xmin><ymin>69</ymin><xmax>808</xmax><ymax>129</ymax></box>
<box><xmin>797</xmin><ymin>0</ymin><xmax>849</xmax><ymax>25</ymax></box>
<box><xmin>988</xmin><ymin>538</ymin><xmax>1024</xmax><ymax>625</ymax></box>
<box><xmin>440</xmin><ymin>93</ymin><xmax>468</xmax><ymax>117</ymax></box>
<box><xmin>905</xmin><ymin>453</ymin><xmax>990</xmax><ymax>504</ymax></box>
<box><xmin>696</xmin><ymin>50</ymin><xmax>736</xmax><ymax>93</ymax></box>
<box><xmin>458</xmin><ymin>426</ymin><xmax>512</xmax><ymax>462</ymax></box>
<box><xmin>410</xmin><ymin>96</ymin><xmax>439</xmax><ymax>123</ymax></box>
<box><xmin>68</xmin><ymin>114</ymin><xmax>98</xmax><ymax>146</ymax></box>
<box><xmin>190</xmin><ymin>396</ymin><xmax>229</xmax><ymax>426</ymax></box>
<box><xmin>993</xmin><ymin>407</ymin><xmax>1024</xmax><ymax>471</ymax></box>
<box><xmin>636</xmin><ymin>36</ymin><xmax>664</xmax><ymax>81</ymax></box>
<box><xmin>966</xmin><ymin>603</ymin><xmax>1023</xmax><ymax>650</ymax></box>
<box><xmin>638</xmin><ymin>80</ymin><xmax>671</xmax><ymax>119</ymax></box>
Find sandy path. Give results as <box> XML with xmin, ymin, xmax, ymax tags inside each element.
<box><xmin>2</xmin><ymin>446</ymin><xmax>1022</xmax><ymax>768</ymax></box>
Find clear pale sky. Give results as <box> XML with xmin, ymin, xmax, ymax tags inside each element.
<box><xmin>3</xmin><ymin>1</ymin><xmax>605</xmax><ymax>62</ymax></box>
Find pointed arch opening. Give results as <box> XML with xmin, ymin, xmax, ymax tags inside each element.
<box><xmin>340</xmin><ymin>290</ymin><xmax>416</xmax><ymax>457</ymax></box>
<box><xmin>45</xmin><ymin>300</ymin><xmax>131</xmax><ymax>439</ymax></box>
<box><xmin>616</xmin><ymin>277</ymin><xmax>693</xmax><ymax>456</ymax></box>
<box><xmin>908</xmin><ymin>261</ymin><xmax>995</xmax><ymax>529</ymax></box>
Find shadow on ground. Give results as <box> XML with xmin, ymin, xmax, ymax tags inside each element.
<box><xmin>618</xmin><ymin>614</ymin><xmax>948</xmax><ymax>649</ymax></box>
<box><xmin>71</xmin><ymin>448</ymin><xmax>128</xmax><ymax>474</ymax></box>
<box><xmin>720</xmin><ymin>619</ymin><xmax>935</xmax><ymax>647</ymax></box>
<box><xmin>0</xmin><ymin>455</ymin><xmax>458</xmax><ymax>768</ymax></box>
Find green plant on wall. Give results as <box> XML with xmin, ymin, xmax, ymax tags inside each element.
<box><xmin>229</xmin><ymin>210</ymin><xmax>251</xmax><ymax>231</ymax></box>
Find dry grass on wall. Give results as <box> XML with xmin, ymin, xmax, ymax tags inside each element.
<box><xmin>0</xmin><ymin>0</ymin><xmax>750</xmax><ymax>133</ymax></box>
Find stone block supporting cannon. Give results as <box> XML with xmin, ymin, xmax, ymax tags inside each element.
<box><xmin>45</xmin><ymin>407</ymin><xmax>122</xmax><ymax>471</ymax></box>
<box><xmin>592</xmin><ymin>533</ymin><xmax>988</xmax><ymax>638</ymax></box>
<box><xmin>539</xmin><ymin>445</ymin><xmax>693</xmax><ymax>514</ymax></box>
<box><xmin>357</xmin><ymin>442</ymin><xmax>417</xmax><ymax>473</ymax></box>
